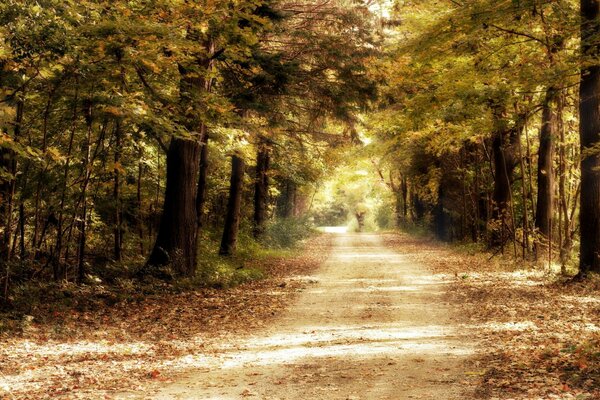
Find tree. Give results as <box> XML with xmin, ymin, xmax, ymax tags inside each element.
<box><xmin>220</xmin><ymin>154</ymin><xmax>245</xmax><ymax>256</ymax></box>
<box><xmin>253</xmin><ymin>138</ymin><xmax>271</xmax><ymax>238</ymax></box>
<box><xmin>535</xmin><ymin>88</ymin><xmax>558</xmax><ymax>258</ymax></box>
<box><xmin>578</xmin><ymin>0</ymin><xmax>600</xmax><ymax>275</ymax></box>
<box><xmin>147</xmin><ymin>1</ymin><xmax>273</xmax><ymax>274</ymax></box>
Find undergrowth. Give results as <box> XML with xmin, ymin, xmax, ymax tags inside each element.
<box><xmin>1</xmin><ymin>217</ymin><xmax>316</xmax><ymax>331</ymax></box>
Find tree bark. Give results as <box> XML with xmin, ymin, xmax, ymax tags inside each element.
<box><xmin>0</xmin><ymin>100</ymin><xmax>23</xmax><ymax>263</ymax></box>
<box><xmin>137</xmin><ymin>145</ymin><xmax>145</xmax><ymax>257</ymax></box>
<box><xmin>77</xmin><ymin>101</ymin><xmax>93</xmax><ymax>284</ymax></box>
<box><xmin>490</xmin><ymin>104</ymin><xmax>522</xmax><ymax>247</ymax></box>
<box><xmin>113</xmin><ymin>61</ymin><xmax>126</xmax><ymax>262</ymax></box>
<box><xmin>113</xmin><ymin>119</ymin><xmax>123</xmax><ymax>262</ymax></box>
<box><xmin>253</xmin><ymin>140</ymin><xmax>270</xmax><ymax>238</ymax></box>
<box><xmin>195</xmin><ymin>39</ymin><xmax>215</xmax><ymax>235</ymax></box>
<box><xmin>535</xmin><ymin>88</ymin><xmax>557</xmax><ymax>258</ymax></box>
<box><xmin>413</xmin><ymin>192</ymin><xmax>426</xmax><ymax>222</ymax></box>
<box><xmin>579</xmin><ymin>0</ymin><xmax>600</xmax><ymax>275</ymax></box>
<box><xmin>434</xmin><ymin>180</ymin><xmax>449</xmax><ymax>241</ymax></box>
<box><xmin>220</xmin><ymin>155</ymin><xmax>245</xmax><ymax>256</ymax></box>
<box><xmin>517</xmin><ymin>118</ymin><xmax>531</xmax><ymax>258</ymax></box>
<box><xmin>147</xmin><ymin>36</ymin><xmax>213</xmax><ymax>276</ymax></box>
<box><xmin>147</xmin><ymin>138</ymin><xmax>201</xmax><ymax>274</ymax></box>
<box><xmin>196</xmin><ymin>126</ymin><xmax>209</xmax><ymax>229</ymax></box>
<box><xmin>401</xmin><ymin>175</ymin><xmax>408</xmax><ymax>222</ymax></box>
<box><xmin>277</xmin><ymin>179</ymin><xmax>297</xmax><ymax>218</ymax></box>
<box><xmin>395</xmin><ymin>193</ymin><xmax>403</xmax><ymax>228</ymax></box>
<box><xmin>55</xmin><ymin>84</ymin><xmax>78</xmax><ymax>280</ymax></box>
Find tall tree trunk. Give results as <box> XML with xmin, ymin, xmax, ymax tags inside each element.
<box><xmin>220</xmin><ymin>155</ymin><xmax>245</xmax><ymax>256</ymax></box>
<box><xmin>579</xmin><ymin>0</ymin><xmax>600</xmax><ymax>275</ymax></box>
<box><xmin>113</xmin><ymin>60</ymin><xmax>126</xmax><ymax>262</ymax></box>
<box><xmin>517</xmin><ymin>118</ymin><xmax>531</xmax><ymax>258</ymax></box>
<box><xmin>434</xmin><ymin>179</ymin><xmax>449</xmax><ymax>241</ymax></box>
<box><xmin>55</xmin><ymin>85</ymin><xmax>78</xmax><ymax>279</ymax></box>
<box><xmin>490</xmin><ymin>104</ymin><xmax>522</xmax><ymax>248</ymax></box>
<box><xmin>535</xmin><ymin>88</ymin><xmax>557</xmax><ymax>259</ymax></box>
<box><xmin>113</xmin><ymin>119</ymin><xmax>123</xmax><ymax>262</ymax></box>
<box><xmin>395</xmin><ymin>192</ymin><xmax>403</xmax><ymax>228</ymax></box>
<box><xmin>147</xmin><ymin>138</ymin><xmax>201</xmax><ymax>274</ymax></box>
<box><xmin>401</xmin><ymin>175</ymin><xmax>408</xmax><ymax>221</ymax></box>
<box><xmin>196</xmin><ymin>126</ymin><xmax>209</xmax><ymax>229</ymax></box>
<box><xmin>557</xmin><ymin>94</ymin><xmax>573</xmax><ymax>266</ymax></box>
<box><xmin>0</xmin><ymin>100</ymin><xmax>23</xmax><ymax>263</ymax></box>
<box><xmin>137</xmin><ymin>145</ymin><xmax>145</xmax><ymax>257</ymax></box>
<box><xmin>253</xmin><ymin>140</ymin><xmax>270</xmax><ymax>238</ymax></box>
<box><xmin>195</xmin><ymin>39</ymin><xmax>215</xmax><ymax>240</ymax></box>
<box><xmin>147</xmin><ymin>37</ymin><xmax>213</xmax><ymax>276</ymax></box>
<box><xmin>474</xmin><ymin>154</ymin><xmax>481</xmax><ymax>242</ymax></box>
<box><xmin>278</xmin><ymin>179</ymin><xmax>297</xmax><ymax>218</ymax></box>
<box><xmin>77</xmin><ymin>102</ymin><xmax>93</xmax><ymax>284</ymax></box>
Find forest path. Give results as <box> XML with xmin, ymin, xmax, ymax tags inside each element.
<box><xmin>142</xmin><ymin>233</ymin><xmax>474</xmax><ymax>399</ymax></box>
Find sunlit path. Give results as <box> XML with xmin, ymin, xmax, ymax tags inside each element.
<box><xmin>126</xmin><ymin>233</ymin><xmax>475</xmax><ymax>400</ymax></box>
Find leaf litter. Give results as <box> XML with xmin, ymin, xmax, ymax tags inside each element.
<box><xmin>0</xmin><ymin>236</ymin><xmax>332</xmax><ymax>400</ymax></box>
<box><xmin>383</xmin><ymin>232</ymin><xmax>600</xmax><ymax>400</ymax></box>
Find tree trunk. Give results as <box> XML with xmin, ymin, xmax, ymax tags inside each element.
<box><xmin>196</xmin><ymin>126</ymin><xmax>209</xmax><ymax>229</ymax></box>
<box><xmin>147</xmin><ymin>138</ymin><xmax>201</xmax><ymax>274</ymax></box>
<box><xmin>147</xmin><ymin>37</ymin><xmax>213</xmax><ymax>276</ymax></box>
<box><xmin>579</xmin><ymin>0</ymin><xmax>600</xmax><ymax>275</ymax></box>
<box><xmin>434</xmin><ymin>180</ymin><xmax>449</xmax><ymax>241</ymax></box>
<box><xmin>517</xmin><ymin>118</ymin><xmax>531</xmax><ymax>258</ymax></box>
<box><xmin>53</xmin><ymin>81</ymin><xmax>78</xmax><ymax>279</ymax></box>
<box><xmin>413</xmin><ymin>192</ymin><xmax>425</xmax><ymax>222</ymax></box>
<box><xmin>195</xmin><ymin>39</ymin><xmax>215</xmax><ymax>237</ymax></box>
<box><xmin>557</xmin><ymin>94</ymin><xmax>573</xmax><ymax>266</ymax></box>
<box><xmin>113</xmin><ymin>119</ymin><xmax>123</xmax><ymax>262</ymax></box>
<box><xmin>490</xmin><ymin>105</ymin><xmax>521</xmax><ymax>247</ymax></box>
<box><xmin>137</xmin><ymin>145</ymin><xmax>145</xmax><ymax>257</ymax></box>
<box><xmin>278</xmin><ymin>179</ymin><xmax>297</xmax><ymax>218</ymax></box>
<box><xmin>113</xmin><ymin>61</ymin><xmax>126</xmax><ymax>262</ymax></box>
<box><xmin>474</xmin><ymin>155</ymin><xmax>481</xmax><ymax>242</ymax></box>
<box><xmin>395</xmin><ymin>193</ymin><xmax>403</xmax><ymax>228</ymax></box>
<box><xmin>0</xmin><ymin>100</ymin><xmax>23</xmax><ymax>263</ymax></box>
<box><xmin>253</xmin><ymin>140</ymin><xmax>270</xmax><ymax>238</ymax></box>
<box><xmin>401</xmin><ymin>175</ymin><xmax>408</xmax><ymax>221</ymax></box>
<box><xmin>535</xmin><ymin>88</ymin><xmax>557</xmax><ymax>259</ymax></box>
<box><xmin>77</xmin><ymin>102</ymin><xmax>93</xmax><ymax>284</ymax></box>
<box><xmin>220</xmin><ymin>155</ymin><xmax>245</xmax><ymax>256</ymax></box>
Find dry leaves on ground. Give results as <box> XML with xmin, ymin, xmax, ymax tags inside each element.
<box><xmin>0</xmin><ymin>236</ymin><xmax>332</xmax><ymax>400</ymax></box>
<box><xmin>383</xmin><ymin>232</ymin><xmax>600</xmax><ymax>400</ymax></box>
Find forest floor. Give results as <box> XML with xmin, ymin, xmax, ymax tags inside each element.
<box><xmin>142</xmin><ymin>232</ymin><xmax>473</xmax><ymax>400</ymax></box>
<box><xmin>0</xmin><ymin>236</ymin><xmax>332</xmax><ymax>400</ymax></box>
<box><xmin>2</xmin><ymin>231</ymin><xmax>600</xmax><ymax>399</ymax></box>
<box><xmin>382</xmin><ymin>233</ymin><xmax>600</xmax><ymax>400</ymax></box>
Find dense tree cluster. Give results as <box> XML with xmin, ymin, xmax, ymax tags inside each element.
<box><xmin>1</xmin><ymin>0</ymin><xmax>599</xmax><ymax>305</ymax></box>
<box><xmin>369</xmin><ymin>0</ymin><xmax>599</xmax><ymax>276</ymax></box>
<box><xmin>0</xmin><ymin>0</ymin><xmax>376</xmax><ymax>301</ymax></box>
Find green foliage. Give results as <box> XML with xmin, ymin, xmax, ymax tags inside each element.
<box><xmin>375</xmin><ymin>203</ymin><xmax>395</xmax><ymax>230</ymax></box>
<box><xmin>311</xmin><ymin>199</ymin><xmax>348</xmax><ymax>226</ymax></box>
<box><xmin>194</xmin><ymin>256</ymin><xmax>265</xmax><ymax>290</ymax></box>
<box><xmin>262</xmin><ymin>217</ymin><xmax>316</xmax><ymax>249</ymax></box>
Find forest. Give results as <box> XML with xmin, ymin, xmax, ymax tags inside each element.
<box><xmin>1</xmin><ymin>0</ymin><xmax>600</xmax><ymax>399</ymax></box>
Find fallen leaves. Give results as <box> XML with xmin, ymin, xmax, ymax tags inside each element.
<box><xmin>0</xmin><ymin>236</ymin><xmax>332</xmax><ymax>399</ymax></box>
<box><xmin>383</xmin><ymin>232</ymin><xmax>600</xmax><ymax>399</ymax></box>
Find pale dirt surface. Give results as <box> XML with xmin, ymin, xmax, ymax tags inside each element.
<box><xmin>120</xmin><ymin>232</ymin><xmax>475</xmax><ymax>400</ymax></box>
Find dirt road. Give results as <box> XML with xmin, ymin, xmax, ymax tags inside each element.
<box><xmin>133</xmin><ymin>233</ymin><xmax>475</xmax><ymax>399</ymax></box>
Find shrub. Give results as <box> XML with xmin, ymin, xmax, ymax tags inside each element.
<box><xmin>263</xmin><ymin>217</ymin><xmax>316</xmax><ymax>249</ymax></box>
